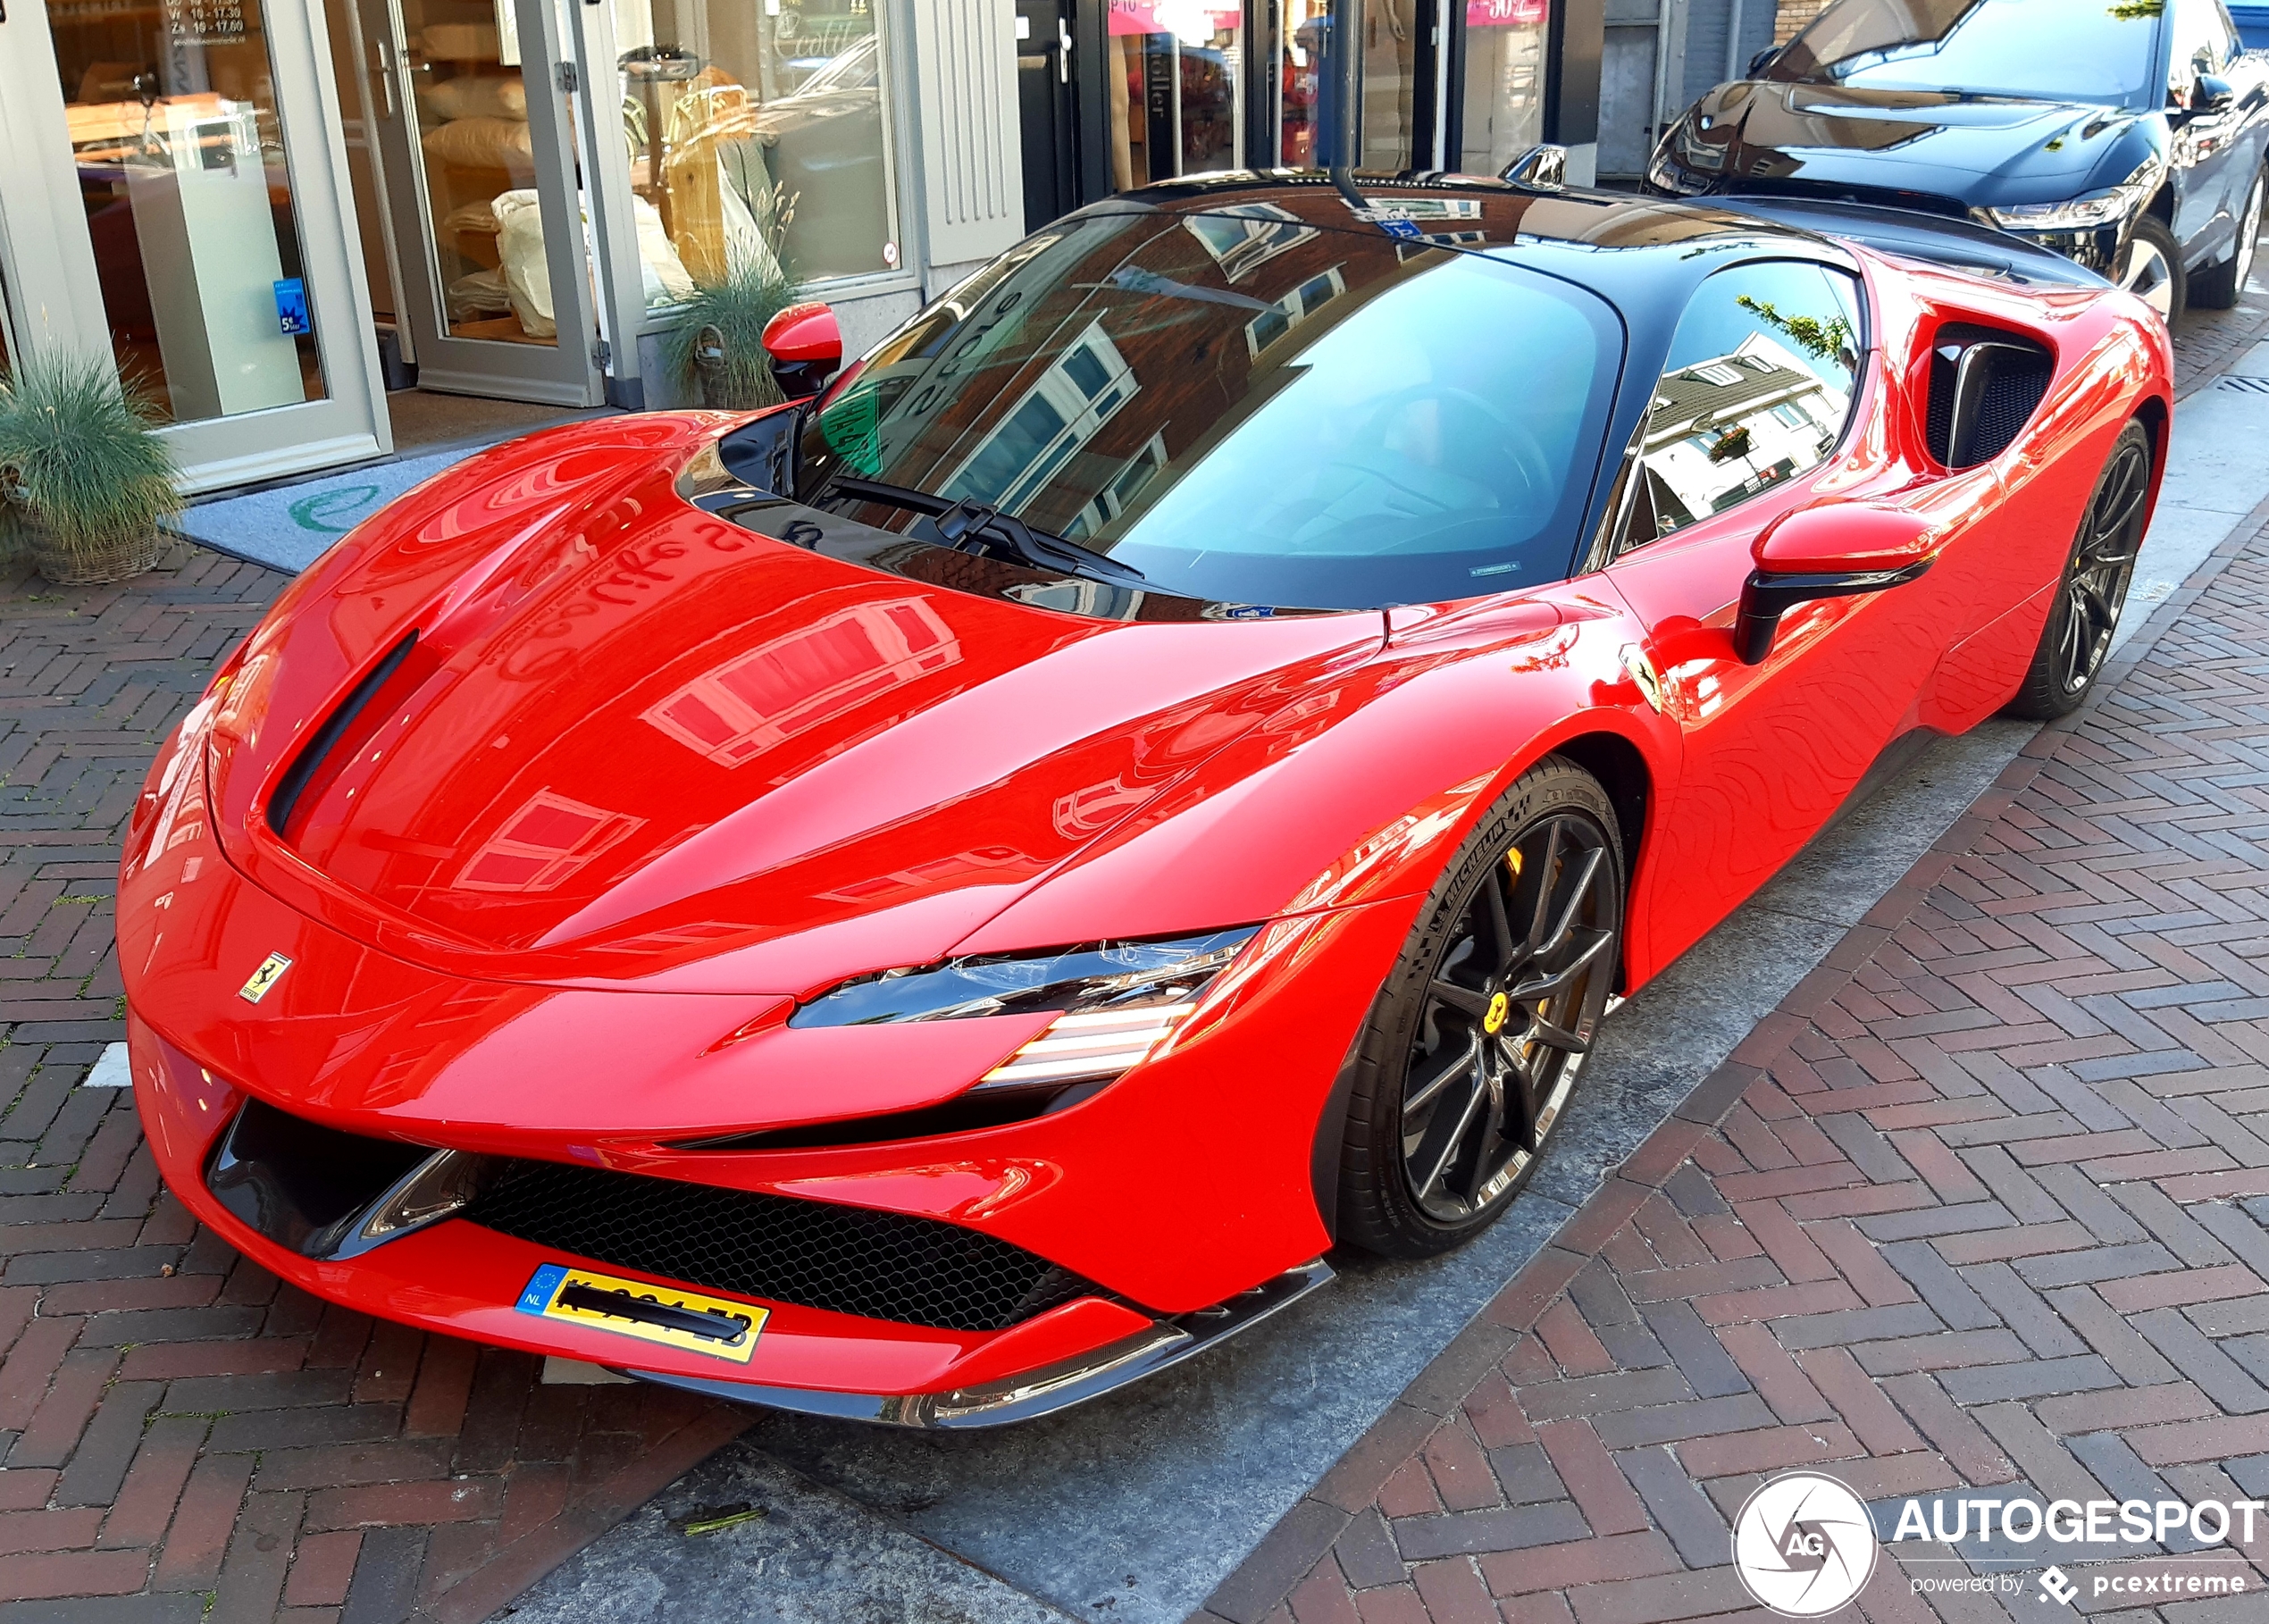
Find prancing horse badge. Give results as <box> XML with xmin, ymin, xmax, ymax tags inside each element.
<box><xmin>239</xmin><ymin>952</ymin><xmax>292</xmax><ymax>1004</ymax></box>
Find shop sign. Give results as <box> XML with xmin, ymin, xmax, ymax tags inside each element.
<box><xmin>163</xmin><ymin>0</ymin><xmax>247</xmax><ymax>46</ymax></box>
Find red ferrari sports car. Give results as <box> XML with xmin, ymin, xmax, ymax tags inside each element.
<box><xmin>120</xmin><ymin>175</ymin><xmax>2170</xmax><ymax>1426</ymax></box>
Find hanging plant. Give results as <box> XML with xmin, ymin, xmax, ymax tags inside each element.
<box><xmin>0</xmin><ymin>354</ymin><xmax>179</xmax><ymax>585</ymax></box>
<box><xmin>1706</xmin><ymin>423</ymin><xmax>1754</xmax><ymax>465</ymax></box>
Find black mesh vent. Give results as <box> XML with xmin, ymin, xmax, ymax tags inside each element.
<box><xmin>1925</xmin><ymin>362</ymin><xmax>1956</xmax><ymax>465</ymax></box>
<box><xmin>462</xmin><ymin>1159</ymin><xmax>1104</xmax><ymax>1333</ymax></box>
<box><xmin>1927</xmin><ymin>322</ymin><xmax>2052</xmax><ymax>468</ymax></box>
<box><xmin>1967</xmin><ymin>361</ymin><xmax>2052</xmax><ymax>464</ymax></box>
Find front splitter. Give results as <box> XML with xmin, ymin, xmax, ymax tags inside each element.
<box><xmin>624</xmin><ymin>1258</ymin><xmax>1335</xmax><ymax>1427</ymax></box>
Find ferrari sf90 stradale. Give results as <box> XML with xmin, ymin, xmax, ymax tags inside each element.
<box><xmin>121</xmin><ymin>173</ymin><xmax>2170</xmax><ymax>1425</ymax></box>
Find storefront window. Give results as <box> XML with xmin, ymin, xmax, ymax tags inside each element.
<box><xmin>1461</xmin><ymin>0</ymin><xmax>1549</xmax><ymax>174</ymax></box>
<box><xmin>608</xmin><ymin>0</ymin><xmax>900</xmax><ymax>302</ymax></box>
<box><xmin>1103</xmin><ymin>3</ymin><xmax>1244</xmax><ymax>188</ymax></box>
<box><xmin>1270</xmin><ymin>0</ymin><xmax>1413</xmax><ymax>170</ymax></box>
<box><xmin>1359</xmin><ymin>0</ymin><xmax>1417</xmax><ymax>169</ymax></box>
<box><xmin>1279</xmin><ymin>0</ymin><xmax>1336</xmax><ymax>166</ymax></box>
<box><xmin>45</xmin><ymin>0</ymin><xmax>328</xmax><ymax>423</ymax></box>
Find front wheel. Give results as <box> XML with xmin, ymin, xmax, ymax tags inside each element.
<box><xmin>1335</xmin><ymin>757</ymin><xmax>1625</xmax><ymax>1259</ymax></box>
<box><xmin>2003</xmin><ymin>419</ymin><xmax>2154</xmax><ymax>720</ymax></box>
<box><xmin>2190</xmin><ymin>170</ymin><xmax>2265</xmax><ymax>310</ymax></box>
<box><xmin>2117</xmin><ymin>215</ymin><xmax>2186</xmax><ymax>322</ymax></box>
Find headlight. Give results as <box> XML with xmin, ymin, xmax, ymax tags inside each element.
<box><xmin>1982</xmin><ymin>159</ymin><xmax>2164</xmax><ymax>232</ymax></box>
<box><xmin>1647</xmin><ymin>146</ymin><xmax>1707</xmax><ymax>197</ymax></box>
<box><xmin>791</xmin><ymin>927</ymin><xmax>1260</xmax><ymax>1090</ymax></box>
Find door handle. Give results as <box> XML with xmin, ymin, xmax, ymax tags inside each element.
<box><xmin>1059</xmin><ymin>15</ymin><xmax>1072</xmax><ymax>81</ymax></box>
<box><xmin>370</xmin><ymin>35</ymin><xmax>398</xmax><ymax>120</ymax></box>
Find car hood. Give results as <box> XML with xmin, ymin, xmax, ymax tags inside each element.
<box><xmin>1670</xmin><ymin>80</ymin><xmax>2153</xmax><ymax>209</ymax></box>
<box><xmin>205</xmin><ymin>441</ymin><xmax>1383</xmax><ymax>995</ymax></box>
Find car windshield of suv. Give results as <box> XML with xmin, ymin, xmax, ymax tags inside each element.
<box><xmin>792</xmin><ymin>206</ymin><xmax>1622</xmax><ymax>610</ymax></box>
<box><xmin>1768</xmin><ymin>0</ymin><xmax>2159</xmax><ymax>105</ymax></box>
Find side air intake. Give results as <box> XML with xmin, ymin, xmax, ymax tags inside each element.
<box><xmin>1925</xmin><ymin>323</ymin><xmax>2052</xmax><ymax>470</ymax></box>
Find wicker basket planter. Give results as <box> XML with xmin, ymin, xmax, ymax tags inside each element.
<box><xmin>11</xmin><ymin>503</ymin><xmax>169</xmax><ymax>585</ymax></box>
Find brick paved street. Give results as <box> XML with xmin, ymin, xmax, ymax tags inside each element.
<box><xmin>0</xmin><ymin>553</ymin><xmax>748</xmax><ymax>1622</ymax></box>
<box><xmin>4</xmin><ymin>292</ymin><xmax>2269</xmax><ymax>1624</ymax></box>
<box><xmin>1193</xmin><ymin>441</ymin><xmax>2269</xmax><ymax>1618</ymax></box>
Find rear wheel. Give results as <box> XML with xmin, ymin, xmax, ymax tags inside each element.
<box><xmin>1336</xmin><ymin>758</ymin><xmax>1625</xmax><ymax>1259</ymax></box>
<box><xmin>2117</xmin><ymin>215</ymin><xmax>2185</xmax><ymax>322</ymax></box>
<box><xmin>2003</xmin><ymin>420</ymin><xmax>2153</xmax><ymax>720</ymax></box>
<box><xmin>2190</xmin><ymin>170</ymin><xmax>2265</xmax><ymax>310</ymax></box>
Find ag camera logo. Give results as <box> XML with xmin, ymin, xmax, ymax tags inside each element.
<box><xmin>1734</xmin><ymin>1472</ymin><xmax>1879</xmax><ymax>1617</ymax></box>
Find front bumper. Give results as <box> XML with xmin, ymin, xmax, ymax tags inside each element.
<box><xmin>130</xmin><ymin>1017</ymin><xmax>1332</xmax><ymax>1422</ymax></box>
<box><xmin>1993</xmin><ymin>219</ymin><xmax>2123</xmax><ymax>276</ymax></box>
<box><xmin>120</xmin><ymin>726</ymin><xmax>1414</xmax><ymax>1415</ymax></box>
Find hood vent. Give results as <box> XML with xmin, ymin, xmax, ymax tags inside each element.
<box><xmin>266</xmin><ymin>631</ymin><xmax>420</xmax><ymax>840</ymax></box>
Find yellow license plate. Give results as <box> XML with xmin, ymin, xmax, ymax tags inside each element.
<box><xmin>514</xmin><ymin>1263</ymin><xmax>767</xmax><ymax>1363</ymax></box>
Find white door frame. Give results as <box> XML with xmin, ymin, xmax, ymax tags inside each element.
<box><xmin>0</xmin><ymin>0</ymin><xmax>391</xmax><ymax>495</ymax></box>
<box><xmin>365</xmin><ymin>0</ymin><xmax>606</xmax><ymax>406</ymax></box>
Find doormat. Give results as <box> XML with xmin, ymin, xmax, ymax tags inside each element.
<box><xmin>163</xmin><ymin>447</ymin><xmax>468</xmax><ymax>574</ymax></box>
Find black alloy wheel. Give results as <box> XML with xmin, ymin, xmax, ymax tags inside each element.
<box><xmin>1402</xmin><ymin>810</ymin><xmax>1617</xmax><ymax>1221</ymax></box>
<box><xmin>2005</xmin><ymin>420</ymin><xmax>2153</xmax><ymax>720</ymax></box>
<box><xmin>1336</xmin><ymin>757</ymin><xmax>1625</xmax><ymax>1257</ymax></box>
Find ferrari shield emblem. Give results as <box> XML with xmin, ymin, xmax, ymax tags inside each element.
<box><xmin>239</xmin><ymin>952</ymin><xmax>292</xmax><ymax>1004</ymax></box>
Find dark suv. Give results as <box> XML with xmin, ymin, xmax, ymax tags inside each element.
<box><xmin>1645</xmin><ymin>0</ymin><xmax>2269</xmax><ymax>321</ymax></box>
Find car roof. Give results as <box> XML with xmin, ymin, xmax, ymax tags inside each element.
<box><xmin>1077</xmin><ymin>170</ymin><xmax>1878</xmax><ymax>343</ymax></box>
<box><xmin>1104</xmin><ymin>169</ymin><xmax>1814</xmax><ymax>248</ymax></box>
<box><xmin>1091</xmin><ymin>170</ymin><xmax>1843</xmax><ymax>272</ymax></box>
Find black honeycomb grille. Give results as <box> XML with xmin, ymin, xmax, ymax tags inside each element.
<box><xmin>463</xmin><ymin>1159</ymin><xmax>1102</xmax><ymax>1333</ymax></box>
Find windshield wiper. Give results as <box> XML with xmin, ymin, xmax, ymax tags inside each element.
<box><xmin>828</xmin><ymin>474</ymin><xmax>1149</xmax><ymax>588</ymax></box>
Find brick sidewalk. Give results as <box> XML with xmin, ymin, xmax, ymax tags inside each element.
<box><xmin>0</xmin><ymin>553</ymin><xmax>748</xmax><ymax>1623</ymax></box>
<box><xmin>1193</xmin><ymin>494</ymin><xmax>2269</xmax><ymax>1618</ymax></box>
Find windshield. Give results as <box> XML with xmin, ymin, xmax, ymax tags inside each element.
<box><xmin>1768</xmin><ymin>0</ymin><xmax>2161</xmax><ymax>105</ymax></box>
<box><xmin>792</xmin><ymin>206</ymin><xmax>1622</xmax><ymax>610</ymax></box>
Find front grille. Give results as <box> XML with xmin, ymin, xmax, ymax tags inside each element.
<box><xmin>462</xmin><ymin>1159</ymin><xmax>1105</xmax><ymax>1333</ymax></box>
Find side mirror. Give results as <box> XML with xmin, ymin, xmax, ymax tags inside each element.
<box><xmin>1733</xmin><ymin>505</ymin><xmax>1938</xmax><ymax>664</ymax></box>
<box><xmin>762</xmin><ymin>301</ymin><xmax>843</xmax><ymax>399</ymax></box>
<box><xmin>1501</xmin><ymin>143</ymin><xmax>1569</xmax><ymax>190</ymax></box>
<box><xmin>1746</xmin><ymin>45</ymin><xmax>1781</xmax><ymax>77</ymax></box>
<box><xmin>2197</xmin><ymin>73</ymin><xmax>2238</xmax><ymax>113</ymax></box>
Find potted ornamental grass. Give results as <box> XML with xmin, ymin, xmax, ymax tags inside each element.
<box><xmin>0</xmin><ymin>354</ymin><xmax>180</xmax><ymax>585</ymax></box>
<box><xmin>666</xmin><ymin>264</ymin><xmax>809</xmax><ymax>411</ymax></box>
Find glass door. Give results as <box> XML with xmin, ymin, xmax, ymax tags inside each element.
<box><xmin>364</xmin><ymin>0</ymin><xmax>603</xmax><ymax>404</ymax></box>
<box><xmin>1263</xmin><ymin>0</ymin><xmax>1420</xmax><ymax>171</ymax></box>
<box><xmin>0</xmin><ymin>0</ymin><xmax>389</xmax><ymax>490</ymax></box>
<box><xmin>1104</xmin><ymin>4</ymin><xmax>1244</xmax><ymax>188</ymax></box>
<box><xmin>1460</xmin><ymin>0</ymin><xmax>1550</xmax><ymax>174</ymax></box>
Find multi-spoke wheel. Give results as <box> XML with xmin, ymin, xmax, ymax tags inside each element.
<box><xmin>1336</xmin><ymin>757</ymin><xmax>1625</xmax><ymax>1257</ymax></box>
<box><xmin>2005</xmin><ymin>420</ymin><xmax>2155</xmax><ymax>721</ymax></box>
<box><xmin>2116</xmin><ymin>217</ymin><xmax>2184</xmax><ymax>323</ymax></box>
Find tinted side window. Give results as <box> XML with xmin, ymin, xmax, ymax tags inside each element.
<box><xmin>1616</xmin><ymin>262</ymin><xmax>1863</xmax><ymax>552</ymax></box>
